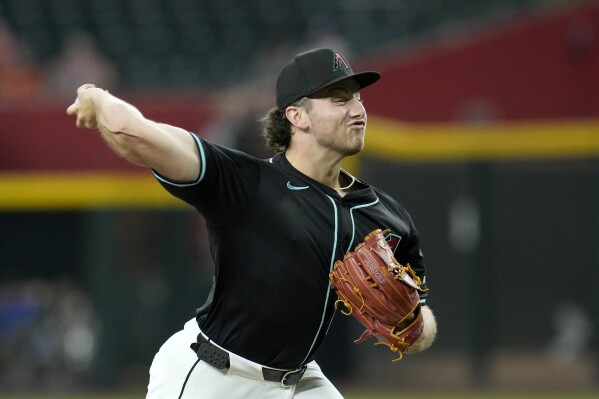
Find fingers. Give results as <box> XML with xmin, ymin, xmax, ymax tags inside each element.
<box><xmin>75</xmin><ymin>115</ymin><xmax>97</xmax><ymax>129</ymax></box>
<box><xmin>66</xmin><ymin>99</ymin><xmax>78</xmax><ymax>115</ymax></box>
<box><xmin>77</xmin><ymin>83</ymin><xmax>96</xmax><ymax>95</ymax></box>
<box><xmin>67</xmin><ymin>84</ymin><xmax>101</xmax><ymax>129</ymax></box>
<box><xmin>66</xmin><ymin>84</ymin><xmax>98</xmax><ymax>114</ymax></box>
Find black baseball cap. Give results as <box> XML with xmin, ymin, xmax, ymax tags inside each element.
<box><xmin>276</xmin><ymin>48</ymin><xmax>381</xmax><ymax>109</ymax></box>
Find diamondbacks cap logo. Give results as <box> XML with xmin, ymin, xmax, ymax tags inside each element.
<box><xmin>276</xmin><ymin>48</ymin><xmax>380</xmax><ymax>108</ymax></box>
<box><xmin>333</xmin><ymin>52</ymin><xmax>351</xmax><ymax>71</ymax></box>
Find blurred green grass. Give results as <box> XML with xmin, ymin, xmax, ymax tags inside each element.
<box><xmin>377</xmin><ymin>396</ymin><xmax>583</xmax><ymax>398</ymax></box>
<box><xmin>346</xmin><ymin>394</ymin><xmax>599</xmax><ymax>399</ymax></box>
<box><xmin>4</xmin><ymin>393</ymin><xmax>599</xmax><ymax>399</ymax></box>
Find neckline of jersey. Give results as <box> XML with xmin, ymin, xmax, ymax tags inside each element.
<box><xmin>274</xmin><ymin>153</ymin><xmax>376</xmax><ymax>201</ymax></box>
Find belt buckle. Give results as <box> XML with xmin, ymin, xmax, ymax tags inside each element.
<box><xmin>281</xmin><ymin>365</ymin><xmax>306</xmax><ymax>388</ymax></box>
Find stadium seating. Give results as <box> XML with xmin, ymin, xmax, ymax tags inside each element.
<box><xmin>0</xmin><ymin>0</ymin><xmax>547</xmax><ymax>89</ymax></box>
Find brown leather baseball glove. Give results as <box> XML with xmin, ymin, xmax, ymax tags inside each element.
<box><xmin>329</xmin><ymin>229</ymin><xmax>428</xmax><ymax>361</ymax></box>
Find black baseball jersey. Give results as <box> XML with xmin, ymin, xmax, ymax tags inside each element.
<box><xmin>153</xmin><ymin>133</ymin><xmax>429</xmax><ymax>369</ymax></box>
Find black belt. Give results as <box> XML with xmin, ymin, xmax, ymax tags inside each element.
<box><xmin>190</xmin><ymin>334</ymin><xmax>307</xmax><ymax>387</ymax></box>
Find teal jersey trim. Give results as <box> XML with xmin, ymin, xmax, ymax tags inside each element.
<box><xmin>300</xmin><ymin>194</ymin><xmax>338</xmax><ymax>365</ymax></box>
<box><xmin>345</xmin><ymin>197</ymin><xmax>380</xmax><ymax>253</ymax></box>
<box><xmin>152</xmin><ymin>132</ymin><xmax>207</xmax><ymax>187</ymax></box>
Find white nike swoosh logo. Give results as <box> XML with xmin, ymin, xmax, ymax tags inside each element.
<box><xmin>286</xmin><ymin>181</ymin><xmax>310</xmax><ymax>190</ymax></box>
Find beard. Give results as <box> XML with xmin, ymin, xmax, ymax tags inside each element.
<box><xmin>313</xmin><ymin>126</ymin><xmax>365</xmax><ymax>157</ymax></box>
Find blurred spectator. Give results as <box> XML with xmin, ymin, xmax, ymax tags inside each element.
<box><xmin>203</xmin><ymin>83</ymin><xmax>273</xmax><ymax>158</ymax></box>
<box><xmin>547</xmin><ymin>302</ymin><xmax>593</xmax><ymax>365</ymax></box>
<box><xmin>247</xmin><ymin>39</ymin><xmax>296</xmax><ymax>83</ymax></box>
<box><xmin>0</xmin><ymin>279</ymin><xmax>99</xmax><ymax>393</ymax></box>
<box><xmin>44</xmin><ymin>32</ymin><xmax>119</xmax><ymax>98</ymax></box>
<box><xmin>304</xmin><ymin>18</ymin><xmax>351</xmax><ymax>59</ymax></box>
<box><xmin>0</xmin><ymin>20</ymin><xmax>42</xmax><ymax>102</ymax></box>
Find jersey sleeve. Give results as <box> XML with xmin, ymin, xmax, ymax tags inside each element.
<box><xmin>391</xmin><ymin>206</ymin><xmax>429</xmax><ymax>305</ymax></box>
<box><xmin>152</xmin><ymin>132</ymin><xmax>260</xmax><ymax>225</ymax></box>
<box><xmin>396</xmin><ymin>223</ymin><xmax>429</xmax><ymax>305</ymax></box>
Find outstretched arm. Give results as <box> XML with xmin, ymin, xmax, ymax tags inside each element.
<box><xmin>66</xmin><ymin>84</ymin><xmax>200</xmax><ymax>182</ymax></box>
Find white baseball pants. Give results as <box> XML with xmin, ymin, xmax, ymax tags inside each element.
<box><xmin>146</xmin><ymin>318</ymin><xmax>344</xmax><ymax>399</ymax></box>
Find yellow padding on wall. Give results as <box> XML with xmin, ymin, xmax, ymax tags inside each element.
<box><xmin>1</xmin><ymin>118</ymin><xmax>598</xmax><ymax>210</ymax></box>
<box><xmin>365</xmin><ymin>117</ymin><xmax>599</xmax><ymax>161</ymax></box>
<box><xmin>0</xmin><ymin>172</ymin><xmax>187</xmax><ymax>210</ymax></box>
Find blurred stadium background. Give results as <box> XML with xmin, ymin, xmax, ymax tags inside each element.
<box><xmin>0</xmin><ymin>0</ymin><xmax>598</xmax><ymax>396</ymax></box>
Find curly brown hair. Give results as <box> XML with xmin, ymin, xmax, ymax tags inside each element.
<box><xmin>260</xmin><ymin>97</ymin><xmax>311</xmax><ymax>153</ymax></box>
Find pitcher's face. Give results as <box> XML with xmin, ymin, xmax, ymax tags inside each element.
<box><xmin>306</xmin><ymin>79</ymin><xmax>367</xmax><ymax>156</ymax></box>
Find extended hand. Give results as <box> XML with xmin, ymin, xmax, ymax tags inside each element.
<box><xmin>66</xmin><ymin>84</ymin><xmax>104</xmax><ymax>130</ymax></box>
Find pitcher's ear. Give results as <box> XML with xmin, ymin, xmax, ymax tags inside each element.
<box><xmin>285</xmin><ymin>106</ymin><xmax>309</xmax><ymax>130</ymax></box>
